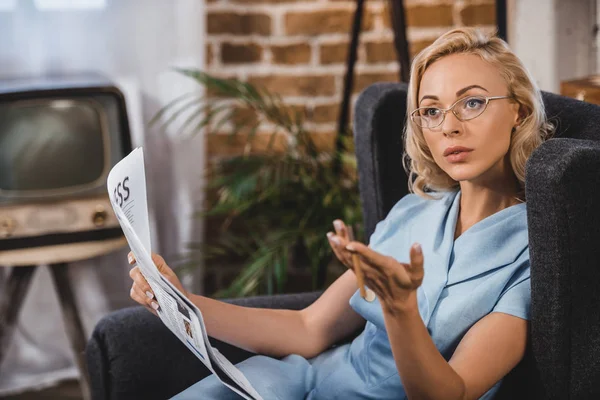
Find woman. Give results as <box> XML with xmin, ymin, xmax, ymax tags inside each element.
<box><xmin>128</xmin><ymin>27</ymin><xmax>553</xmax><ymax>399</ymax></box>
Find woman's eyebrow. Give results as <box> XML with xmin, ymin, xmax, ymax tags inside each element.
<box><xmin>456</xmin><ymin>84</ymin><xmax>489</xmax><ymax>97</ymax></box>
<box><xmin>419</xmin><ymin>95</ymin><xmax>439</xmax><ymax>104</ymax></box>
<box><xmin>419</xmin><ymin>85</ymin><xmax>489</xmax><ymax>104</ymax></box>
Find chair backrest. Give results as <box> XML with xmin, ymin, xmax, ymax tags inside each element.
<box><xmin>353</xmin><ymin>82</ymin><xmax>600</xmax><ymax>399</ymax></box>
<box><xmin>542</xmin><ymin>90</ymin><xmax>600</xmax><ymax>141</ymax></box>
<box><xmin>353</xmin><ymin>82</ymin><xmax>409</xmax><ymax>242</ymax></box>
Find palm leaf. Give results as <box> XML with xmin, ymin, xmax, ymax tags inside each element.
<box><xmin>152</xmin><ymin>69</ymin><xmax>362</xmax><ymax>297</ymax></box>
<box><xmin>149</xmin><ymin>92</ymin><xmax>202</xmax><ymax>127</ymax></box>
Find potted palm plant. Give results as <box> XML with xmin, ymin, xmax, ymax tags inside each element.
<box><xmin>154</xmin><ymin>68</ymin><xmax>364</xmax><ymax>298</ymax></box>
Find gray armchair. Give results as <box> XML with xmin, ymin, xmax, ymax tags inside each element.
<box><xmin>86</xmin><ymin>82</ymin><xmax>600</xmax><ymax>399</ymax></box>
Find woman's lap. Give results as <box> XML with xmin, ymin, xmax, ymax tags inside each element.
<box><xmin>171</xmin><ymin>353</ymin><xmax>312</xmax><ymax>399</ymax></box>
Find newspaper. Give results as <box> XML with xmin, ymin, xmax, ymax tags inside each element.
<box><xmin>107</xmin><ymin>147</ymin><xmax>263</xmax><ymax>400</ymax></box>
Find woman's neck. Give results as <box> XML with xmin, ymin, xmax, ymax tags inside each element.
<box><xmin>454</xmin><ymin>184</ymin><xmax>522</xmax><ymax>240</ymax></box>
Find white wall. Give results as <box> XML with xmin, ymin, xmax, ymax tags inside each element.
<box><xmin>0</xmin><ymin>0</ymin><xmax>206</xmax><ymax>394</ymax></box>
<box><xmin>508</xmin><ymin>0</ymin><xmax>597</xmax><ymax>93</ymax></box>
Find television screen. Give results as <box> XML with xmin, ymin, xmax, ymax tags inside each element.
<box><xmin>0</xmin><ymin>99</ymin><xmax>107</xmax><ymax>192</ymax></box>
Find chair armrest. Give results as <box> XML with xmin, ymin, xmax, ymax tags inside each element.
<box><xmin>86</xmin><ymin>291</ymin><xmax>323</xmax><ymax>400</ymax></box>
<box><xmin>525</xmin><ymin>137</ymin><xmax>600</xmax><ymax>399</ymax></box>
<box><xmin>222</xmin><ymin>290</ymin><xmax>323</xmax><ymax>309</ymax></box>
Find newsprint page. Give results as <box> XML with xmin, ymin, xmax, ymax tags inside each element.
<box><xmin>107</xmin><ymin>148</ymin><xmax>263</xmax><ymax>400</ymax></box>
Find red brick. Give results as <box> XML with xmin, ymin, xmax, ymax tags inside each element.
<box><xmin>248</xmin><ymin>75</ymin><xmax>337</xmax><ymax>97</ymax></box>
<box><xmin>308</xmin><ymin>131</ymin><xmax>337</xmax><ymax>152</ymax></box>
<box><xmin>319</xmin><ymin>42</ymin><xmax>349</xmax><ymax>64</ymax></box>
<box><xmin>354</xmin><ymin>72</ymin><xmax>399</xmax><ymax>94</ymax></box>
<box><xmin>410</xmin><ymin>39</ymin><xmax>436</xmax><ymax>58</ymax></box>
<box><xmin>312</xmin><ymin>103</ymin><xmax>340</xmax><ymax>124</ymax></box>
<box><xmin>383</xmin><ymin>5</ymin><xmax>454</xmax><ymax>28</ymax></box>
<box><xmin>460</xmin><ymin>4</ymin><xmax>496</xmax><ymax>26</ymax></box>
<box><xmin>271</xmin><ymin>43</ymin><xmax>311</xmax><ymax>64</ymax></box>
<box><xmin>203</xmin><ymin>74</ymin><xmax>240</xmax><ymax>98</ymax></box>
<box><xmin>365</xmin><ymin>40</ymin><xmax>396</xmax><ymax>63</ymax></box>
<box><xmin>221</xmin><ymin>43</ymin><xmax>263</xmax><ymax>64</ymax></box>
<box><xmin>208</xmin><ymin>12</ymin><xmax>272</xmax><ymax>35</ymax></box>
<box><xmin>285</xmin><ymin>9</ymin><xmax>373</xmax><ymax>36</ymax></box>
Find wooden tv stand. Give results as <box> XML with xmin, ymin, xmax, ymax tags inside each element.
<box><xmin>0</xmin><ymin>237</ymin><xmax>127</xmax><ymax>400</ymax></box>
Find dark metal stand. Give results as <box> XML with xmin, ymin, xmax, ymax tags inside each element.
<box><xmin>496</xmin><ymin>0</ymin><xmax>508</xmax><ymax>42</ymax></box>
<box><xmin>389</xmin><ymin>0</ymin><xmax>411</xmax><ymax>82</ymax></box>
<box><xmin>336</xmin><ymin>0</ymin><xmax>410</xmax><ymax>145</ymax></box>
<box><xmin>0</xmin><ymin>264</ymin><xmax>91</xmax><ymax>400</ymax></box>
<box><xmin>333</xmin><ymin>0</ymin><xmax>366</xmax><ymax>178</ymax></box>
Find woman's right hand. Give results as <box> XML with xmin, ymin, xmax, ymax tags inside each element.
<box><xmin>128</xmin><ymin>252</ymin><xmax>189</xmax><ymax>316</ymax></box>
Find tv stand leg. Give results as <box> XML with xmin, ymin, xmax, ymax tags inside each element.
<box><xmin>49</xmin><ymin>263</ymin><xmax>91</xmax><ymax>400</ymax></box>
<box><xmin>0</xmin><ymin>265</ymin><xmax>37</xmax><ymax>369</ymax></box>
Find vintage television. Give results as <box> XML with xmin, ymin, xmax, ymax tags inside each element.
<box><xmin>0</xmin><ymin>74</ymin><xmax>133</xmax><ymax>265</ymax></box>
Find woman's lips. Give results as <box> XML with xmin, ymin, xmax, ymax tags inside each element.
<box><xmin>444</xmin><ymin>150</ymin><xmax>472</xmax><ymax>163</ymax></box>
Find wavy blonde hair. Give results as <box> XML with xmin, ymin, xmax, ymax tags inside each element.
<box><xmin>403</xmin><ymin>27</ymin><xmax>554</xmax><ymax>200</ymax></box>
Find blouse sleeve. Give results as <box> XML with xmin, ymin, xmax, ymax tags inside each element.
<box><xmin>492</xmin><ymin>275</ymin><xmax>531</xmax><ymax>321</ymax></box>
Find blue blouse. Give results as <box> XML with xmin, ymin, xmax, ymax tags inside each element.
<box><xmin>173</xmin><ymin>190</ymin><xmax>531</xmax><ymax>400</ymax></box>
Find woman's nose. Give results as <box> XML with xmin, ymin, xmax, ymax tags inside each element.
<box><xmin>441</xmin><ymin>110</ymin><xmax>461</xmax><ymax>136</ymax></box>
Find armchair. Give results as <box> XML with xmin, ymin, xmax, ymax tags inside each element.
<box><xmin>86</xmin><ymin>82</ymin><xmax>600</xmax><ymax>399</ymax></box>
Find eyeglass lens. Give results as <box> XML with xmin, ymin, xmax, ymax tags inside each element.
<box><xmin>413</xmin><ymin>96</ymin><xmax>488</xmax><ymax>128</ymax></box>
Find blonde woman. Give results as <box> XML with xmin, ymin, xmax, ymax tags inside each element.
<box><xmin>129</xmin><ymin>27</ymin><xmax>552</xmax><ymax>399</ymax></box>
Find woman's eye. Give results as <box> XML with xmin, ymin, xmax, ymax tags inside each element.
<box><xmin>464</xmin><ymin>98</ymin><xmax>485</xmax><ymax>109</ymax></box>
<box><xmin>423</xmin><ymin>108</ymin><xmax>440</xmax><ymax>117</ymax></box>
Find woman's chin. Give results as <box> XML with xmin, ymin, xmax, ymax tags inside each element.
<box><xmin>443</xmin><ymin>166</ymin><xmax>479</xmax><ymax>182</ymax></box>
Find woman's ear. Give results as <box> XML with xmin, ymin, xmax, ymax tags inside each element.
<box><xmin>516</xmin><ymin>104</ymin><xmax>528</xmax><ymax>126</ymax></box>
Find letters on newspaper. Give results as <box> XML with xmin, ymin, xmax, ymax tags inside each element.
<box><xmin>107</xmin><ymin>148</ymin><xmax>264</xmax><ymax>400</ymax></box>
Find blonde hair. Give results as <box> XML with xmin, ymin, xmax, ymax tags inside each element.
<box><xmin>403</xmin><ymin>27</ymin><xmax>554</xmax><ymax>201</ymax></box>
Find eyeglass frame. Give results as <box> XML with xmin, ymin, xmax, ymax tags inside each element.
<box><xmin>410</xmin><ymin>95</ymin><xmax>513</xmax><ymax>129</ymax></box>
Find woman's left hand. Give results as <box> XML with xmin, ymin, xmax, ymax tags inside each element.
<box><xmin>344</xmin><ymin>241</ymin><xmax>425</xmax><ymax>315</ymax></box>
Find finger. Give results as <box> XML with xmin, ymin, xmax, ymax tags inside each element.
<box><xmin>326</xmin><ymin>232</ymin><xmax>343</xmax><ymax>260</ymax></box>
<box><xmin>328</xmin><ymin>235</ymin><xmax>352</xmax><ymax>269</ymax></box>
<box><xmin>151</xmin><ymin>253</ymin><xmax>176</xmax><ymax>278</ymax></box>
<box><xmin>327</xmin><ymin>232</ymin><xmax>353</xmax><ymax>268</ymax></box>
<box><xmin>131</xmin><ymin>284</ymin><xmax>161</xmax><ymax>311</ymax></box>
<box><xmin>132</xmin><ymin>281</ymin><xmax>156</xmax><ymax>305</ymax></box>
<box><xmin>127</xmin><ymin>252</ymin><xmax>136</xmax><ymax>265</ymax></box>
<box><xmin>333</xmin><ymin>220</ymin><xmax>349</xmax><ymax>241</ymax></box>
<box><xmin>409</xmin><ymin>243</ymin><xmax>425</xmax><ymax>283</ymax></box>
<box><xmin>128</xmin><ymin>265</ymin><xmax>138</xmax><ymax>279</ymax></box>
<box><xmin>358</xmin><ymin>260</ymin><xmax>393</xmax><ymax>295</ymax></box>
<box><xmin>347</xmin><ymin>225</ymin><xmax>356</xmax><ymax>242</ymax></box>
<box><xmin>346</xmin><ymin>241</ymin><xmax>396</xmax><ymax>272</ymax></box>
<box><xmin>129</xmin><ymin>266</ymin><xmax>154</xmax><ymax>296</ymax></box>
<box><xmin>130</xmin><ymin>284</ymin><xmax>152</xmax><ymax>306</ymax></box>
<box><xmin>409</xmin><ymin>243</ymin><xmax>424</xmax><ymax>267</ymax></box>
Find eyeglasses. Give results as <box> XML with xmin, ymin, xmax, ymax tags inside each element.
<box><xmin>410</xmin><ymin>95</ymin><xmax>512</xmax><ymax>129</ymax></box>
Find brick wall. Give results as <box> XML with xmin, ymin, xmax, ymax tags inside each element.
<box><xmin>205</xmin><ymin>0</ymin><xmax>496</xmax><ymax>157</ymax></box>
<box><xmin>202</xmin><ymin>0</ymin><xmax>496</xmax><ymax>295</ymax></box>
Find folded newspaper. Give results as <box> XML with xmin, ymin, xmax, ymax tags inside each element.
<box><xmin>107</xmin><ymin>147</ymin><xmax>264</xmax><ymax>400</ymax></box>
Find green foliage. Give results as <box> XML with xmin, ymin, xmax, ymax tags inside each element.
<box><xmin>154</xmin><ymin>69</ymin><xmax>364</xmax><ymax>298</ymax></box>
